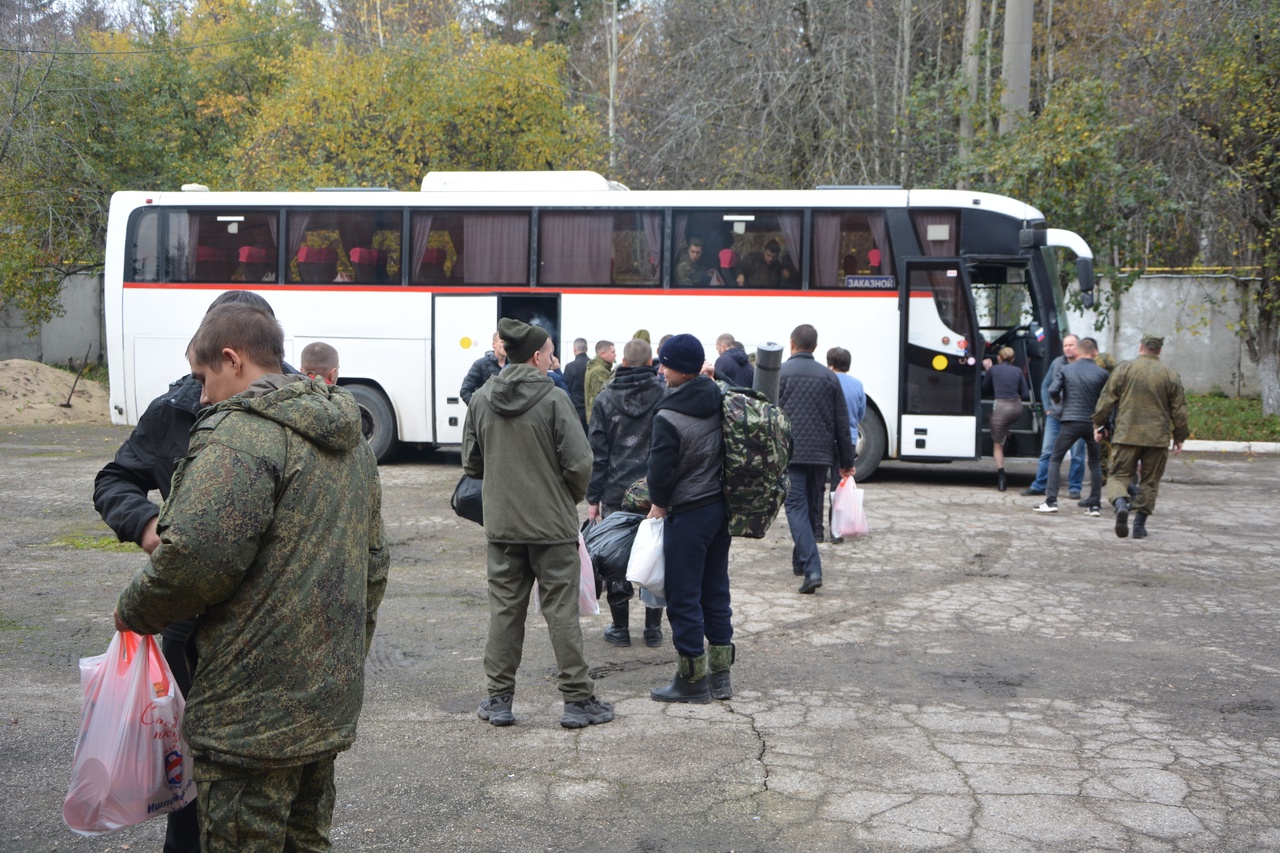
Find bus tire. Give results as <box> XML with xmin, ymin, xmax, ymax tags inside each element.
<box><xmin>345</xmin><ymin>383</ymin><xmax>397</xmax><ymax>462</ymax></box>
<box><xmin>854</xmin><ymin>409</ymin><xmax>886</xmax><ymax>481</ymax></box>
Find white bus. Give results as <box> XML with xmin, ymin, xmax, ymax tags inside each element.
<box><xmin>103</xmin><ymin>171</ymin><xmax>1095</xmax><ymax>477</ymax></box>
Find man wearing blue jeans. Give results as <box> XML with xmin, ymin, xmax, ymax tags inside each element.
<box><xmin>1022</xmin><ymin>334</ymin><xmax>1085</xmax><ymax>498</ymax></box>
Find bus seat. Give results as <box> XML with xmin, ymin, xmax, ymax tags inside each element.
<box><xmin>350</xmin><ymin>247</ymin><xmax>387</xmax><ymax>283</ymax></box>
<box><xmin>297</xmin><ymin>245</ymin><xmax>338</xmax><ymax>283</ymax></box>
<box><xmin>195</xmin><ymin>246</ymin><xmax>237</xmax><ymax>282</ymax></box>
<box><xmin>239</xmin><ymin>245</ymin><xmax>274</xmax><ymax>282</ymax></box>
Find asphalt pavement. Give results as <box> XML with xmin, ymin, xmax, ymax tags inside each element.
<box><xmin>2</xmin><ymin>424</ymin><xmax>1278</xmax><ymax>852</ymax></box>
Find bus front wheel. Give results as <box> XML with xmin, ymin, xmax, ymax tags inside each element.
<box><xmin>854</xmin><ymin>409</ymin><xmax>886</xmax><ymax>481</ymax></box>
<box><xmin>346</xmin><ymin>383</ymin><xmax>397</xmax><ymax>462</ymax></box>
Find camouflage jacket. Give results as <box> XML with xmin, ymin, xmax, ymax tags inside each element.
<box><xmin>583</xmin><ymin>355</ymin><xmax>614</xmax><ymax>423</ymax></box>
<box><xmin>117</xmin><ymin>376</ymin><xmax>389</xmax><ymax>770</ymax></box>
<box><xmin>1092</xmin><ymin>354</ymin><xmax>1190</xmax><ymax>447</ymax></box>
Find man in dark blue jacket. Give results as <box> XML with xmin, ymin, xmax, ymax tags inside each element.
<box><xmin>563</xmin><ymin>337</ymin><xmax>590</xmax><ymax>431</ymax></box>
<box><xmin>1034</xmin><ymin>337</ymin><xmax>1109</xmax><ymax>515</ymax></box>
<box><xmin>646</xmin><ymin>334</ymin><xmax>734</xmax><ymax>704</ymax></box>
<box><xmin>93</xmin><ymin>289</ymin><xmax>292</xmax><ymax>853</ymax></box>
<box><xmin>713</xmin><ymin>333</ymin><xmax>755</xmax><ymax>387</ymax></box>
<box><xmin>778</xmin><ymin>324</ymin><xmax>855</xmax><ymax>594</ymax></box>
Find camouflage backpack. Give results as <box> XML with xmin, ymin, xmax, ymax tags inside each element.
<box><xmin>720</xmin><ymin>385</ymin><xmax>792</xmax><ymax>538</ymax></box>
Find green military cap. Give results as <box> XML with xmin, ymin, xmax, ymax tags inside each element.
<box><xmin>1141</xmin><ymin>333</ymin><xmax>1164</xmax><ymax>349</ymax></box>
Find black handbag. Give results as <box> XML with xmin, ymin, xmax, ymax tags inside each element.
<box><xmin>451</xmin><ymin>474</ymin><xmax>483</xmax><ymax>525</ymax></box>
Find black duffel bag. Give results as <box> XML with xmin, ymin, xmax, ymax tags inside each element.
<box><xmin>451</xmin><ymin>474</ymin><xmax>483</xmax><ymax>525</ymax></box>
<box><xmin>583</xmin><ymin>511</ymin><xmax>646</xmax><ymax>582</ymax></box>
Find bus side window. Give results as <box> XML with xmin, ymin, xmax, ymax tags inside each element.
<box><xmin>811</xmin><ymin>211</ymin><xmax>893</xmax><ymax>289</ymax></box>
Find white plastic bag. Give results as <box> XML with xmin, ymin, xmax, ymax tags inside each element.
<box><xmin>831</xmin><ymin>476</ymin><xmax>869</xmax><ymax>539</ymax></box>
<box><xmin>63</xmin><ymin>631</ymin><xmax>196</xmax><ymax>836</ymax></box>
<box><xmin>625</xmin><ymin>517</ymin><xmax>665</xmax><ymax>598</ymax></box>
<box><xmin>532</xmin><ymin>534</ymin><xmax>600</xmax><ymax>617</ymax></box>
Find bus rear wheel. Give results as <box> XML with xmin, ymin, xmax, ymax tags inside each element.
<box><xmin>854</xmin><ymin>409</ymin><xmax>886</xmax><ymax>481</ymax></box>
<box><xmin>345</xmin><ymin>383</ymin><xmax>397</xmax><ymax>462</ymax></box>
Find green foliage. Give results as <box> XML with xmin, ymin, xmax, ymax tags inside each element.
<box><xmin>232</xmin><ymin>26</ymin><xmax>604</xmax><ymax>190</ymax></box>
<box><xmin>956</xmin><ymin>78</ymin><xmax>1172</xmax><ymax>322</ymax></box>
<box><xmin>1187</xmin><ymin>394</ymin><xmax>1280</xmax><ymax>442</ymax></box>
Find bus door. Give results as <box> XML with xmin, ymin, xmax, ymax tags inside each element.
<box><xmin>899</xmin><ymin>259</ymin><xmax>981</xmax><ymax>459</ymax></box>
<box><xmin>432</xmin><ymin>293</ymin><xmax>563</xmax><ymax>445</ymax></box>
<box><xmin>433</xmin><ymin>294</ymin><xmax>499</xmax><ymax>444</ymax></box>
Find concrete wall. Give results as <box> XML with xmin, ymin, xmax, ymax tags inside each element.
<box><xmin>0</xmin><ymin>274</ymin><xmax>104</xmax><ymax>367</ymax></box>
<box><xmin>1065</xmin><ymin>274</ymin><xmax>1258</xmax><ymax>397</ymax></box>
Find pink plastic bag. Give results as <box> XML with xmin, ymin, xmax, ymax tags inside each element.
<box><xmin>63</xmin><ymin>631</ymin><xmax>196</xmax><ymax>836</ymax></box>
<box><xmin>831</xmin><ymin>476</ymin><xmax>869</xmax><ymax>539</ymax></box>
<box><xmin>533</xmin><ymin>534</ymin><xmax>600</xmax><ymax>617</ymax></box>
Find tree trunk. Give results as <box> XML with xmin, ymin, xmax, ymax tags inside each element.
<box><xmin>957</xmin><ymin>0</ymin><xmax>982</xmax><ymax>173</ymax></box>
<box><xmin>999</xmin><ymin>0</ymin><xmax>1033</xmax><ymax>135</ymax></box>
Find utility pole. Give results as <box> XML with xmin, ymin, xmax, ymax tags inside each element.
<box><xmin>608</xmin><ymin>0</ymin><xmax>618</xmax><ymax>172</ymax></box>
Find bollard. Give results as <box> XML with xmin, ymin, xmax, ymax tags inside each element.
<box><xmin>753</xmin><ymin>342</ymin><xmax>784</xmax><ymax>404</ymax></box>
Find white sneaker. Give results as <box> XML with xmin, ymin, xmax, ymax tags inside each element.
<box><xmin>1033</xmin><ymin>503</ymin><xmax>1059</xmax><ymax>514</ymax></box>
<box><xmin>1084</xmin><ymin>506</ymin><xmax>1101</xmax><ymax>517</ymax></box>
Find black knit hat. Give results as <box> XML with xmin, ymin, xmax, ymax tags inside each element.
<box><xmin>499</xmin><ymin>318</ymin><xmax>550</xmax><ymax>364</ymax></box>
<box><xmin>659</xmin><ymin>333</ymin><xmax>705</xmax><ymax>375</ymax></box>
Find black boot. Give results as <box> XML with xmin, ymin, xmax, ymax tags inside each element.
<box><xmin>1114</xmin><ymin>496</ymin><xmax>1130</xmax><ymax>539</ymax></box>
<box><xmin>642</xmin><ymin>606</ymin><xmax>664</xmax><ymax>647</ymax></box>
<box><xmin>997</xmin><ymin>468</ymin><xmax>1007</xmax><ymax>491</ymax></box>
<box><xmin>708</xmin><ymin>643</ymin><xmax>735</xmax><ymax>700</ymax></box>
<box><xmin>650</xmin><ymin>653</ymin><xmax>711</xmax><ymax>704</ymax></box>
<box><xmin>1132</xmin><ymin>512</ymin><xmax>1148</xmax><ymax>539</ymax></box>
<box><xmin>603</xmin><ymin>592</ymin><xmax>631</xmax><ymax>647</ymax></box>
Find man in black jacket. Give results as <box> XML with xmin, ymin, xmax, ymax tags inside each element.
<box><xmin>92</xmin><ymin>289</ymin><xmax>291</xmax><ymax>853</ymax></box>
<box><xmin>563</xmin><ymin>337</ymin><xmax>590</xmax><ymax>432</ymax></box>
<box><xmin>778</xmin><ymin>324</ymin><xmax>855</xmax><ymax>594</ymax></box>
<box><xmin>587</xmin><ymin>338</ymin><xmax>667</xmax><ymax>647</ymax></box>
<box><xmin>646</xmin><ymin>334</ymin><xmax>735</xmax><ymax>704</ymax></box>
<box><xmin>1034</xmin><ymin>337</ymin><xmax>1109</xmax><ymax>516</ymax></box>
<box><xmin>460</xmin><ymin>331</ymin><xmax>507</xmax><ymax>405</ymax></box>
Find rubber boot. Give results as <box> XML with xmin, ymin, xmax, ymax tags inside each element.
<box><xmin>708</xmin><ymin>643</ymin><xmax>735</xmax><ymax>700</ymax></box>
<box><xmin>642</xmin><ymin>606</ymin><xmax>664</xmax><ymax>647</ymax></box>
<box><xmin>603</xmin><ymin>595</ymin><xmax>631</xmax><ymax>647</ymax></box>
<box><xmin>997</xmin><ymin>468</ymin><xmax>1007</xmax><ymax>492</ymax></box>
<box><xmin>1114</xmin><ymin>496</ymin><xmax>1130</xmax><ymax>539</ymax></box>
<box><xmin>650</xmin><ymin>652</ymin><xmax>711</xmax><ymax>704</ymax></box>
<box><xmin>1132</xmin><ymin>512</ymin><xmax>1148</xmax><ymax>539</ymax></box>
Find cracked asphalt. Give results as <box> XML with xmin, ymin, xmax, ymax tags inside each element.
<box><xmin>2</xmin><ymin>424</ymin><xmax>1278</xmax><ymax>852</ymax></box>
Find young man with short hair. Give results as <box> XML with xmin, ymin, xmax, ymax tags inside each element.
<box><xmin>115</xmin><ymin>303</ymin><xmax>388</xmax><ymax>852</ymax></box>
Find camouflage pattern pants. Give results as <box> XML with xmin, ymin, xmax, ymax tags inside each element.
<box><xmin>485</xmin><ymin>541</ymin><xmax>594</xmax><ymax>701</ymax></box>
<box><xmin>195</xmin><ymin>755</ymin><xmax>336</xmax><ymax>853</ymax></box>
<box><xmin>1105</xmin><ymin>444</ymin><xmax>1168</xmax><ymax>515</ymax></box>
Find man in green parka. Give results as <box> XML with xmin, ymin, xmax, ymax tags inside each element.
<box><xmin>463</xmin><ymin>318</ymin><xmax>614</xmax><ymax>729</ymax></box>
<box><xmin>115</xmin><ymin>303</ymin><xmax>389</xmax><ymax>852</ymax></box>
<box><xmin>1092</xmin><ymin>334</ymin><xmax>1190</xmax><ymax>539</ymax></box>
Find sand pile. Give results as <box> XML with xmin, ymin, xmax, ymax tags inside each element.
<box><xmin>0</xmin><ymin>359</ymin><xmax>112</xmax><ymax>426</ymax></box>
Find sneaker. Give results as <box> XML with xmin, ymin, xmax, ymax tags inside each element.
<box><xmin>1020</xmin><ymin>487</ymin><xmax>1045</xmax><ymax>496</ymax></box>
<box><xmin>477</xmin><ymin>692</ymin><xmax>514</xmax><ymax>727</ymax></box>
<box><xmin>1084</xmin><ymin>506</ymin><xmax>1101</xmax><ymax>518</ymax></box>
<box><xmin>642</xmin><ymin>626</ymin><xmax>663</xmax><ymax>647</ymax></box>
<box><xmin>1033</xmin><ymin>502</ymin><xmax>1059</xmax><ymax>514</ymax></box>
<box><xmin>561</xmin><ymin>696</ymin><xmax>615</xmax><ymax>728</ymax></box>
<box><xmin>1068</xmin><ymin>490</ymin><xmax>1081</xmax><ymax>500</ymax></box>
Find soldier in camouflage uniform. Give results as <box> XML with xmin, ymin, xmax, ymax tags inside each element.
<box><xmin>1092</xmin><ymin>334</ymin><xmax>1190</xmax><ymax>539</ymax></box>
<box><xmin>674</xmin><ymin>237</ymin><xmax>717</xmax><ymax>287</ymax></box>
<box><xmin>115</xmin><ymin>303</ymin><xmax>389</xmax><ymax>853</ymax></box>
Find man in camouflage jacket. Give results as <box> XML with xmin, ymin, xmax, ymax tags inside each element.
<box><xmin>116</xmin><ymin>303</ymin><xmax>388</xmax><ymax>852</ymax></box>
<box><xmin>1092</xmin><ymin>334</ymin><xmax>1190</xmax><ymax>539</ymax></box>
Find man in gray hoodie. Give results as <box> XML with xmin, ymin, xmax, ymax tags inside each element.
<box><xmin>463</xmin><ymin>318</ymin><xmax>614</xmax><ymax>729</ymax></box>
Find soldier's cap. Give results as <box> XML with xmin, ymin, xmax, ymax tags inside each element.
<box><xmin>660</xmin><ymin>333</ymin><xmax>705</xmax><ymax>375</ymax></box>
<box><xmin>1141</xmin><ymin>333</ymin><xmax>1164</xmax><ymax>349</ymax></box>
<box><xmin>498</xmin><ymin>318</ymin><xmax>549</xmax><ymax>364</ymax></box>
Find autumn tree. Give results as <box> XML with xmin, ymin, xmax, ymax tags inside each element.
<box><xmin>232</xmin><ymin>26</ymin><xmax>604</xmax><ymax>190</ymax></box>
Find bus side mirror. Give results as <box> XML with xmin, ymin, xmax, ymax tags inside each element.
<box><xmin>1077</xmin><ymin>258</ymin><xmax>1095</xmax><ymax>309</ymax></box>
<box><xmin>1019</xmin><ymin>227</ymin><xmax>1047</xmax><ymax>248</ymax></box>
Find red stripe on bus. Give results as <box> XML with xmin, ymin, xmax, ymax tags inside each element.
<box><xmin>122</xmin><ymin>282</ymin><xmax>903</xmax><ymax>297</ymax></box>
